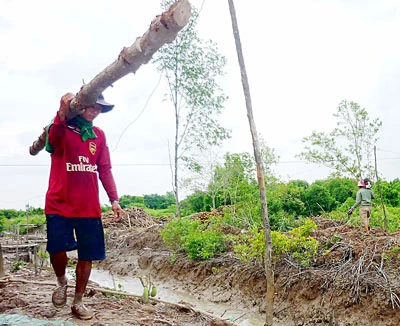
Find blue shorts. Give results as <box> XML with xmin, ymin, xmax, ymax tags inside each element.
<box><xmin>46</xmin><ymin>214</ymin><xmax>106</xmax><ymax>261</ymax></box>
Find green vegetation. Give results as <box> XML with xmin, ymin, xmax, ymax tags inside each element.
<box><xmin>10</xmin><ymin>260</ymin><xmax>25</xmax><ymax>273</ymax></box>
<box><xmin>160</xmin><ymin>217</ymin><xmax>226</xmax><ymax>260</ymax></box>
<box><xmin>137</xmin><ymin>273</ymin><xmax>157</xmax><ymax>303</ymax></box>
<box><xmin>1</xmin><ymin>210</ymin><xmax>46</xmax><ymax>233</ymax></box>
<box><xmin>2</xmin><ymin>172</ymin><xmax>400</xmax><ymax>270</ymax></box>
<box><xmin>382</xmin><ymin>246</ymin><xmax>400</xmax><ymax>262</ymax></box>
<box><xmin>232</xmin><ymin>219</ymin><xmax>319</xmax><ymax>267</ymax></box>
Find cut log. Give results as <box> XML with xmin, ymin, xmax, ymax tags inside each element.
<box><xmin>29</xmin><ymin>0</ymin><xmax>191</xmax><ymax>156</ymax></box>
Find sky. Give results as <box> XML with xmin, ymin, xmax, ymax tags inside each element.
<box><xmin>0</xmin><ymin>0</ymin><xmax>399</xmax><ymax>210</ymax></box>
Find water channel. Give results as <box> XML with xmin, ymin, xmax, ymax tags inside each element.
<box><xmin>82</xmin><ymin>268</ymin><xmax>275</xmax><ymax>325</ymax></box>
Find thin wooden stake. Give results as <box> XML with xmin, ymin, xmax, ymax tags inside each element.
<box><xmin>227</xmin><ymin>1</ymin><xmax>274</xmax><ymax>325</ymax></box>
<box><xmin>374</xmin><ymin>145</ymin><xmax>388</xmax><ymax>230</ymax></box>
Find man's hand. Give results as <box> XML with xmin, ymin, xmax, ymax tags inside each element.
<box><xmin>58</xmin><ymin>93</ymin><xmax>76</xmax><ymax>121</ymax></box>
<box><xmin>347</xmin><ymin>207</ymin><xmax>354</xmax><ymax>215</ymax></box>
<box><xmin>112</xmin><ymin>202</ymin><xmax>124</xmax><ymax>222</ymax></box>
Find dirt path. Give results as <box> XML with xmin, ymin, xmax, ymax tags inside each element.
<box><xmin>0</xmin><ymin>267</ymin><xmax>237</xmax><ymax>326</ymax></box>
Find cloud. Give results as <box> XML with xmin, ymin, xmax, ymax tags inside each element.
<box><xmin>1</xmin><ymin>0</ymin><xmax>400</xmax><ymax>209</ymax></box>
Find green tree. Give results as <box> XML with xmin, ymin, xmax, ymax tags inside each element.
<box><xmin>313</xmin><ymin>178</ymin><xmax>355</xmax><ymax>209</ymax></box>
<box><xmin>119</xmin><ymin>195</ymin><xmax>144</xmax><ymax>208</ymax></box>
<box><xmin>302</xmin><ymin>183</ymin><xmax>336</xmax><ymax>216</ymax></box>
<box><xmin>144</xmin><ymin>193</ymin><xmax>175</xmax><ymax>210</ymax></box>
<box><xmin>378</xmin><ymin>179</ymin><xmax>400</xmax><ymax>207</ymax></box>
<box><xmin>154</xmin><ymin>1</ymin><xmax>231</xmax><ymax>216</ymax></box>
<box><xmin>0</xmin><ymin>209</ymin><xmax>22</xmax><ymax>219</ymax></box>
<box><xmin>208</xmin><ymin>150</ymin><xmax>278</xmax><ymax>228</ymax></box>
<box><xmin>180</xmin><ymin>190</ymin><xmax>210</xmax><ymax>215</ymax></box>
<box><xmin>297</xmin><ymin>100</ymin><xmax>382</xmax><ymax>180</ymax></box>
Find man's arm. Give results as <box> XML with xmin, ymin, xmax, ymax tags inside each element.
<box><xmin>353</xmin><ymin>191</ymin><xmax>362</xmax><ymax>209</ymax></box>
<box><xmin>97</xmin><ymin>134</ymin><xmax>123</xmax><ymax>222</ymax></box>
<box><xmin>47</xmin><ymin>93</ymin><xmax>76</xmax><ymax>151</ymax></box>
<box><xmin>99</xmin><ymin>170</ymin><xmax>123</xmax><ymax>221</ymax></box>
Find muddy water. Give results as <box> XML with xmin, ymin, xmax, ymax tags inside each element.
<box><xmin>88</xmin><ymin>269</ymin><xmax>284</xmax><ymax>326</ymax></box>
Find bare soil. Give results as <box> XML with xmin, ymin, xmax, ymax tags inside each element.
<box><xmin>2</xmin><ymin>208</ymin><xmax>400</xmax><ymax>325</ymax></box>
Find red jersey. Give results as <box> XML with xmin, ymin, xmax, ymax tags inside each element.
<box><xmin>45</xmin><ymin>113</ymin><xmax>119</xmax><ymax>217</ymax></box>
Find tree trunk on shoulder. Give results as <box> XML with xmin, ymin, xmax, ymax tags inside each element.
<box><xmin>29</xmin><ymin>0</ymin><xmax>191</xmax><ymax>156</ymax></box>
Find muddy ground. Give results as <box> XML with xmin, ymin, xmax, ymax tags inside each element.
<box><xmin>2</xmin><ymin>208</ymin><xmax>400</xmax><ymax>325</ymax></box>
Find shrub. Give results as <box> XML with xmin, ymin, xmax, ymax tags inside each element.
<box><xmin>184</xmin><ymin>230</ymin><xmax>226</xmax><ymax>260</ymax></box>
<box><xmin>160</xmin><ymin>217</ymin><xmax>227</xmax><ymax>260</ymax></box>
<box><xmin>233</xmin><ymin>218</ymin><xmax>319</xmax><ymax>267</ymax></box>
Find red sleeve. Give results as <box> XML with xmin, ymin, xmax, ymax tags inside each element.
<box><xmin>96</xmin><ymin>130</ymin><xmax>119</xmax><ymax>202</ymax></box>
<box><xmin>47</xmin><ymin>112</ymin><xmax>67</xmax><ymax>152</ymax></box>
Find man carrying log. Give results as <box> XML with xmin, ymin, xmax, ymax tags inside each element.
<box><xmin>28</xmin><ymin>1</ymin><xmax>191</xmax><ymax>319</ymax></box>
<box><xmin>45</xmin><ymin>93</ymin><xmax>123</xmax><ymax>320</ymax></box>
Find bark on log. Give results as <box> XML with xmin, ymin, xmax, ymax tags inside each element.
<box><xmin>29</xmin><ymin>0</ymin><xmax>191</xmax><ymax>156</ymax></box>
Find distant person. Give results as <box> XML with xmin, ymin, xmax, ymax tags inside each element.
<box><xmin>44</xmin><ymin>92</ymin><xmax>123</xmax><ymax>320</ymax></box>
<box><xmin>347</xmin><ymin>179</ymin><xmax>375</xmax><ymax>235</ymax></box>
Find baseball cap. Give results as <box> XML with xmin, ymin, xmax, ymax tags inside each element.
<box><xmin>96</xmin><ymin>93</ymin><xmax>114</xmax><ymax>113</ymax></box>
<box><xmin>357</xmin><ymin>179</ymin><xmax>366</xmax><ymax>187</ymax></box>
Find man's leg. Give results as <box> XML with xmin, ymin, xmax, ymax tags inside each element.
<box><xmin>50</xmin><ymin>251</ymin><xmax>68</xmax><ymax>279</ymax></box>
<box><xmin>71</xmin><ymin>260</ymin><xmax>94</xmax><ymax>320</ymax></box>
<box><xmin>73</xmin><ymin>260</ymin><xmax>92</xmax><ymax>305</ymax></box>
<box><xmin>50</xmin><ymin>251</ymin><xmax>68</xmax><ymax>307</ymax></box>
<box><xmin>360</xmin><ymin>207</ymin><xmax>370</xmax><ymax>235</ymax></box>
<box><xmin>71</xmin><ymin>218</ymin><xmax>104</xmax><ymax>320</ymax></box>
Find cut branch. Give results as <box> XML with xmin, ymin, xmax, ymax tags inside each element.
<box><xmin>29</xmin><ymin>0</ymin><xmax>191</xmax><ymax>156</ymax></box>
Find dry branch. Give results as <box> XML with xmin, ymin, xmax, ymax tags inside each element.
<box><xmin>29</xmin><ymin>0</ymin><xmax>191</xmax><ymax>155</ymax></box>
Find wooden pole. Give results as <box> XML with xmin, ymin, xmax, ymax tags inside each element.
<box><xmin>227</xmin><ymin>1</ymin><xmax>274</xmax><ymax>325</ymax></box>
<box><xmin>374</xmin><ymin>146</ymin><xmax>388</xmax><ymax>230</ymax></box>
<box><xmin>29</xmin><ymin>0</ymin><xmax>191</xmax><ymax>155</ymax></box>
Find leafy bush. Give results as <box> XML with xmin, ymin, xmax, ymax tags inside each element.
<box><xmin>145</xmin><ymin>205</ymin><xmax>176</xmax><ymax>218</ymax></box>
<box><xmin>3</xmin><ymin>214</ymin><xmax>45</xmax><ymax>233</ymax></box>
<box><xmin>370</xmin><ymin>206</ymin><xmax>400</xmax><ymax>232</ymax></box>
<box><xmin>268</xmin><ymin>212</ymin><xmax>297</xmax><ymax>232</ymax></box>
<box><xmin>184</xmin><ymin>230</ymin><xmax>226</xmax><ymax>260</ymax></box>
<box><xmin>160</xmin><ymin>217</ymin><xmax>227</xmax><ymax>260</ymax></box>
<box><xmin>160</xmin><ymin>217</ymin><xmax>200</xmax><ymax>251</ymax></box>
<box><xmin>233</xmin><ymin>218</ymin><xmax>319</xmax><ymax>267</ymax></box>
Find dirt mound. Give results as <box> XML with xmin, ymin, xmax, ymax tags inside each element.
<box><xmin>100</xmin><ymin>215</ymin><xmax>400</xmax><ymax>325</ymax></box>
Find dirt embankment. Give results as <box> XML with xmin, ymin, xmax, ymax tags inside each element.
<box><xmin>100</xmin><ymin>209</ymin><xmax>400</xmax><ymax>326</ymax></box>
<box><xmin>2</xmin><ymin>208</ymin><xmax>400</xmax><ymax>325</ymax></box>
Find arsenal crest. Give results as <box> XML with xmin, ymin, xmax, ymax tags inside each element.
<box><xmin>89</xmin><ymin>142</ymin><xmax>97</xmax><ymax>155</ymax></box>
